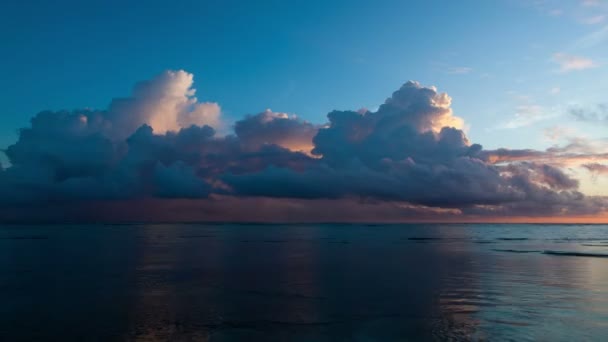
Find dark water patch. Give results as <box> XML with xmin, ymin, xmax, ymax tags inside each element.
<box><xmin>543</xmin><ymin>250</ymin><xmax>608</xmax><ymax>258</ymax></box>
<box><xmin>581</xmin><ymin>244</ymin><xmax>608</xmax><ymax>247</ymax></box>
<box><xmin>407</xmin><ymin>237</ymin><xmax>443</xmax><ymax>241</ymax></box>
<box><xmin>473</xmin><ymin>240</ymin><xmax>495</xmax><ymax>244</ymax></box>
<box><xmin>496</xmin><ymin>238</ymin><xmax>529</xmax><ymax>241</ymax></box>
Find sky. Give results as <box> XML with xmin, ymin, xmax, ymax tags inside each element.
<box><xmin>1</xmin><ymin>0</ymin><xmax>608</xmax><ymax>222</ymax></box>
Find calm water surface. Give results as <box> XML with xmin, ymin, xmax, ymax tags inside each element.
<box><xmin>1</xmin><ymin>224</ymin><xmax>608</xmax><ymax>341</ymax></box>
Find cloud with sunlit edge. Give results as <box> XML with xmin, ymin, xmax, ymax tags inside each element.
<box><xmin>1</xmin><ymin>70</ymin><xmax>607</xmax><ymax>222</ymax></box>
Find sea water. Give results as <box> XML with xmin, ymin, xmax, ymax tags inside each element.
<box><xmin>1</xmin><ymin>223</ymin><xmax>608</xmax><ymax>341</ymax></box>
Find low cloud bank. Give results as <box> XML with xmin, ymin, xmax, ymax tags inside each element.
<box><xmin>1</xmin><ymin>70</ymin><xmax>606</xmax><ymax>222</ymax></box>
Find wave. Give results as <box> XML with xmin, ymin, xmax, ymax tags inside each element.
<box><xmin>493</xmin><ymin>249</ymin><xmax>541</xmax><ymax>254</ymax></box>
<box><xmin>491</xmin><ymin>248</ymin><xmax>608</xmax><ymax>258</ymax></box>
<box><xmin>551</xmin><ymin>238</ymin><xmax>608</xmax><ymax>242</ymax></box>
<box><xmin>542</xmin><ymin>250</ymin><xmax>608</xmax><ymax>258</ymax></box>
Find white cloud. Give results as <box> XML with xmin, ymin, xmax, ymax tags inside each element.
<box><xmin>552</xmin><ymin>53</ymin><xmax>597</xmax><ymax>72</ymax></box>
<box><xmin>497</xmin><ymin>101</ymin><xmax>562</xmax><ymax>130</ymax></box>
<box><xmin>103</xmin><ymin>70</ymin><xmax>221</xmax><ymax>139</ymax></box>
<box><xmin>498</xmin><ymin>105</ymin><xmax>555</xmax><ymax>129</ymax></box>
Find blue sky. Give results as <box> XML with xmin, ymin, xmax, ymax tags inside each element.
<box><xmin>1</xmin><ymin>0</ymin><xmax>608</xmax><ymax>220</ymax></box>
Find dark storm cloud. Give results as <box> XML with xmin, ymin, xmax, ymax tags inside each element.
<box><xmin>0</xmin><ymin>71</ymin><xmax>606</xmax><ymax>221</ymax></box>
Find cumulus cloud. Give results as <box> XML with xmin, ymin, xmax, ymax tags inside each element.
<box><xmin>0</xmin><ymin>71</ymin><xmax>221</xmax><ymax>204</ymax></box>
<box><xmin>107</xmin><ymin>70</ymin><xmax>221</xmax><ymax>138</ymax></box>
<box><xmin>234</xmin><ymin>109</ymin><xmax>318</xmax><ymax>154</ymax></box>
<box><xmin>0</xmin><ymin>71</ymin><xmax>606</xmax><ymax>222</ymax></box>
<box><xmin>224</xmin><ymin>81</ymin><xmax>604</xmax><ymax>216</ymax></box>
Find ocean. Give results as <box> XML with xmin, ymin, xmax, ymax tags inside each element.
<box><xmin>1</xmin><ymin>223</ymin><xmax>608</xmax><ymax>341</ymax></box>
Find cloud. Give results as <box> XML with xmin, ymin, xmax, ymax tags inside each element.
<box><xmin>154</xmin><ymin>161</ymin><xmax>211</xmax><ymax>198</ymax></box>
<box><xmin>544</xmin><ymin>125</ymin><xmax>574</xmax><ymax>141</ymax></box>
<box><xmin>446</xmin><ymin>67</ymin><xmax>473</xmax><ymax>75</ymax></box>
<box><xmin>225</xmin><ymin>82</ymin><xmax>603</xmax><ymax>215</ymax></box>
<box><xmin>497</xmin><ymin>105</ymin><xmax>557</xmax><ymax>129</ymax></box>
<box><xmin>0</xmin><ymin>71</ymin><xmax>222</xmax><ymax>204</ymax></box>
<box><xmin>570</xmin><ymin>103</ymin><xmax>608</xmax><ymax>123</ymax></box>
<box><xmin>583</xmin><ymin>163</ymin><xmax>608</xmax><ymax>179</ymax></box>
<box><xmin>548</xmin><ymin>9</ymin><xmax>563</xmax><ymax>16</ymax></box>
<box><xmin>234</xmin><ymin>109</ymin><xmax>318</xmax><ymax>154</ymax></box>
<box><xmin>0</xmin><ymin>71</ymin><xmax>606</xmax><ymax>222</ymax></box>
<box><xmin>574</xmin><ymin>25</ymin><xmax>608</xmax><ymax>49</ymax></box>
<box><xmin>582</xmin><ymin>14</ymin><xmax>606</xmax><ymax>24</ymax></box>
<box><xmin>481</xmin><ymin>137</ymin><xmax>608</xmax><ymax>167</ymax></box>
<box><xmin>108</xmin><ymin>70</ymin><xmax>221</xmax><ymax>138</ymax></box>
<box><xmin>553</xmin><ymin>53</ymin><xmax>597</xmax><ymax>72</ymax></box>
<box><xmin>582</xmin><ymin>0</ymin><xmax>601</xmax><ymax>7</ymax></box>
